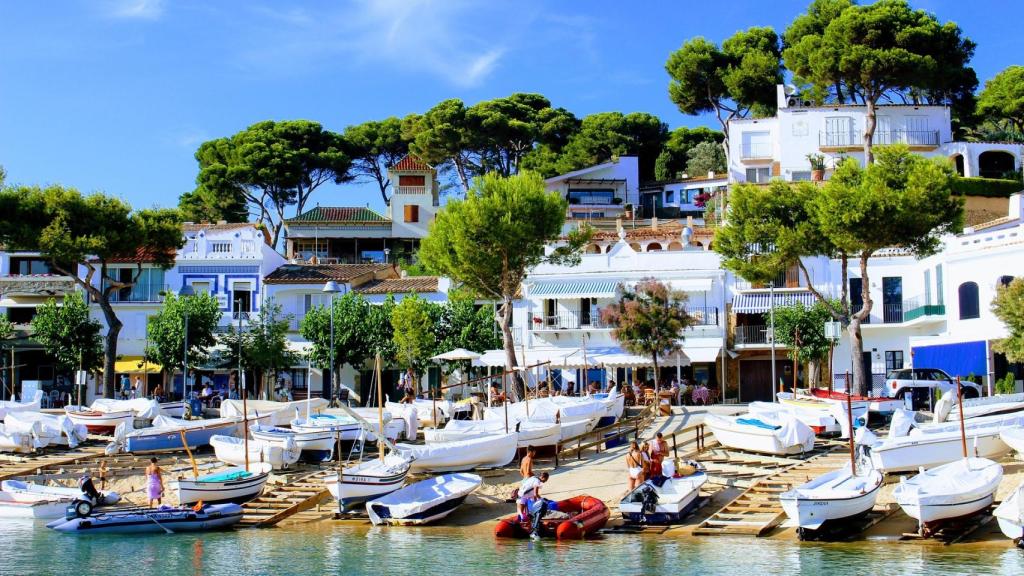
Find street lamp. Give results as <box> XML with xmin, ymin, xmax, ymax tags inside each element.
<box><xmin>383</xmin><ymin>248</ymin><xmax>391</xmax><ymax>264</ymax></box>
<box><xmin>322</xmin><ymin>280</ymin><xmax>341</xmax><ymax>406</ymax></box>
<box><xmin>178</xmin><ymin>285</ymin><xmax>195</xmax><ymax>402</ymax></box>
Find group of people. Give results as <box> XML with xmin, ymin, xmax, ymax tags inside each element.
<box><xmin>625</xmin><ymin>432</ymin><xmax>670</xmax><ymax>492</ymax></box>
<box><xmin>118</xmin><ymin>374</ymin><xmax>145</xmax><ymax>400</ymax></box>
<box><xmin>515</xmin><ymin>446</ymin><xmax>551</xmax><ymax>540</ymax></box>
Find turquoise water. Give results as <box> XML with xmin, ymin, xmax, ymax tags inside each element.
<box><xmin>2</xmin><ymin>521</ymin><xmax>1022</xmax><ymax>576</ymax></box>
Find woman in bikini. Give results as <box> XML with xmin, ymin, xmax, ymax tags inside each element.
<box><xmin>626</xmin><ymin>441</ymin><xmax>644</xmax><ymax>492</ymax></box>
<box><xmin>145</xmin><ymin>457</ymin><xmax>163</xmax><ymax>508</ymax></box>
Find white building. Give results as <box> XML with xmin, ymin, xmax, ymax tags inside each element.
<box><xmin>544</xmin><ymin>156</ymin><xmax>639</xmax><ymax>221</ymax></box>
<box><xmin>728</xmin><ymin>85</ymin><xmax>1023</xmax><ymax>184</ymax></box>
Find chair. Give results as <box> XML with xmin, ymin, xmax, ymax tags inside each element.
<box><xmin>48</xmin><ymin>389</ymin><xmax>61</xmax><ymax>408</ymax></box>
<box><xmin>338</xmin><ymin>388</ymin><xmax>351</xmax><ymax>407</ymax></box>
<box><xmin>643</xmin><ymin>389</ymin><xmax>657</xmax><ymax>406</ymax></box>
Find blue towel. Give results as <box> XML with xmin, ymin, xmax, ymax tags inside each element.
<box><xmin>735</xmin><ymin>418</ymin><xmax>781</xmax><ymax>431</ymax></box>
<box><xmin>200</xmin><ymin>470</ymin><xmax>253</xmax><ymax>483</ymax></box>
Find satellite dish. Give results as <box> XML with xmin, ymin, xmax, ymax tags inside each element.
<box><xmin>784</xmin><ymin>84</ymin><xmax>799</xmax><ymax>96</ymax></box>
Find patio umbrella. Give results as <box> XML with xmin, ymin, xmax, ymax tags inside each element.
<box><xmin>431</xmin><ymin>349</ymin><xmax>482</xmax><ymax>400</ymax></box>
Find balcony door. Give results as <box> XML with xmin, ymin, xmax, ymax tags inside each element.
<box><xmin>905</xmin><ymin>116</ymin><xmax>929</xmax><ymax>145</ymax></box>
<box><xmin>232</xmin><ymin>282</ymin><xmax>253</xmax><ymax>317</ymax></box>
<box><xmin>824</xmin><ymin>117</ymin><xmax>853</xmax><ymax>146</ymax></box>
<box><xmin>545</xmin><ymin>299</ymin><xmax>557</xmax><ymax>326</ymax></box>
<box><xmin>882</xmin><ymin>277</ymin><xmax>902</xmax><ymax>323</ymax></box>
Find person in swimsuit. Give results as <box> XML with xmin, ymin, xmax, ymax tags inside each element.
<box><xmin>626</xmin><ymin>441</ymin><xmax>644</xmax><ymax>491</ymax></box>
<box><xmin>650</xmin><ymin>433</ymin><xmax>669</xmax><ymax>477</ymax></box>
<box><xmin>97</xmin><ymin>459</ymin><xmax>109</xmax><ymax>491</ymax></box>
<box><xmin>146</xmin><ymin>457</ymin><xmax>163</xmax><ymax>507</ymax></box>
<box><xmin>640</xmin><ymin>442</ymin><xmax>652</xmax><ymax>481</ymax></box>
<box><xmin>520</xmin><ymin>446</ymin><xmax>536</xmax><ymax>479</ymax></box>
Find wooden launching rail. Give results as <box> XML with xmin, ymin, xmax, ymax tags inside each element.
<box><xmin>555</xmin><ymin>404</ymin><xmax>655</xmax><ymax>464</ymax></box>
<box><xmin>238</xmin><ymin>469</ymin><xmax>332</xmax><ymax>528</ymax></box>
<box><xmin>693</xmin><ymin>443</ymin><xmax>847</xmax><ymax>537</ymax></box>
<box><xmin>0</xmin><ymin>444</ymin><xmax>108</xmax><ymax>482</ymax></box>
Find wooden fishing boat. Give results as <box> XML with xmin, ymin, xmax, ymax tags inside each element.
<box><xmin>423</xmin><ymin>419</ymin><xmax>560</xmax><ymax>450</ymax></box>
<box><xmin>325</xmin><ymin>454</ymin><xmax>411</xmax><ymax>512</ymax></box>
<box><xmin>807</xmin><ymin>388</ymin><xmax>903</xmax><ymax>414</ymax></box>
<box><xmin>250</xmin><ymin>424</ymin><xmax>335</xmax><ymax>460</ymax></box>
<box><xmin>994</xmin><ymin>480</ymin><xmax>1024</xmax><ymax>545</ymax></box>
<box><xmin>366</xmin><ymin>473</ymin><xmax>480</xmax><ymax>526</ymax></box>
<box><xmin>122</xmin><ymin>416</ymin><xmax>243</xmax><ymax>453</ymax></box>
<box><xmin>868</xmin><ymin>426</ymin><xmax>1012</xmax><ymax>473</ymax></box>
<box><xmin>220</xmin><ymin>398</ymin><xmax>328</xmax><ymax>426</ymax></box>
<box><xmin>893</xmin><ymin>457</ymin><xmax>1002</xmax><ymax>535</ymax></box>
<box><xmin>63</xmin><ymin>407</ymin><xmax>134</xmax><ymax>434</ymax></box>
<box><xmin>704</xmin><ymin>412</ymin><xmax>815</xmax><ymax>455</ymax></box>
<box><xmin>46</xmin><ymin>503</ymin><xmax>244</xmax><ymax>534</ymax></box>
<box><xmin>210</xmin><ymin>435</ymin><xmax>300</xmax><ymax>470</ymax></box>
<box><xmin>780</xmin><ymin>463</ymin><xmax>883</xmax><ymax>536</ymax></box>
<box><xmin>170</xmin><ymin>463</ymin><xmax>273</xmax><ymax>505</ymax></box>
<box><xmin>4</xmin><ymin>411</ymin><xmax>88</xmax><ymax>448</ymax></box>
<box><xmin>0</xmin><ymin>492</ymin><xmax>67</xmax><ymax>520</ymax></box>
<box><xmin>494</xmin><ymin>494</ymin><xmax>609</xmax><ymax>539</ymax></box>
<box><xmin>2</xmin><ymin>480</ymin><xmax>120</xmax><ymax>507</ymax></box>
<box><xmin>398</xmin><ymin>432</ymin><xmax>517</xmax><ymax>473</ymax></box>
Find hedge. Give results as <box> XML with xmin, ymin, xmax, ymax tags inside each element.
<box><xmin>952</xmin><ymin>177</ymin><xmax>1023</xmax><ymax>198</ymax></box>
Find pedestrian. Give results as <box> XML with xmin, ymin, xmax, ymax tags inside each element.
<box><xmin>119</xmin><ymin>374</ymin><xmax>131</xmax><ymax>400</ymax></box>
<box><xmin>517</xmin><ymin>471</ymin><xmax>549</xmax><ymax>539</ymax></box>
<box><xmin>650</xmin><ymin>432</ymin><xmax>669</xmax><ymax>478</ymax></box>
<box><xmin>97</xmin><ymin>459</ymin><xmax>109</xmax><ymax>491</ymax></box>
<box><xmin>132</xmin><ymin>376</ymin><xmax>143</xmax><ymax>399</ymax></box>
<box><xmin>626</xmin><ymin>441</ymin><xmax>644</xmax><ymax>492</ymax></box>
<box><xmin>640</xmin><ymin>441</ymin><xmax>652</xmax><ymax>480</ymax></box>
<box><xmin>399</xmin><ymin>368</ymin><xmax>415</xmax><ymax>397</ymax></box>
<box><xmin>520</xmin><ymin>446</ymin><xmax>536</xmax><ymax>479</ymax></box>
<box><xmin>152</xmin><ymin>383</ymin><xmax>165</xmax><ymax>402</ymax></box>
<box><xmin>145</xmin><ymin>457</ymin><xmax>163</xmax><ymax>508</ymax></box>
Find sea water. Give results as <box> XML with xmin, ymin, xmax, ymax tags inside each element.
<box><xmin>1</xmin><ymin>521</ymin><xmax>1021</xmax><ymax>576</ymax></box>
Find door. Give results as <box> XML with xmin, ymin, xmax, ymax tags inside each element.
<box><xmin>882</xmin><ymin>277</ymin><xmax>902</xmax><ymax>323</ymax></box>
<box><xmin>824</xmin><ymin>117</ymin><xmax>853</xmax><ymax>146</ymax></box>
<box><xmin>875</xmin><ymin>116</ymin><xmax>892</xmax><ymax>145</ymax></box>
<box><xmin>739</xmin><ymin>360</ymin><xmax>789</xmax><ymax>403</ymax></box>
<box><xmin>579</xmin><ymin>298</ymin><xmax>592</xmax><ymax>326</ymax></box>
<box><xmin>862</xmin><ymin>352</ymin><xmax>873</xmax><ymax>394</ymax></box>
<box><xmin>905</xmin><ymin>116</ymin><xmax>930</xmax><ymax>145</ymax></box>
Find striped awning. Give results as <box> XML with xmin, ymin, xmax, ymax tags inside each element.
<box><xmin>732</xmin><ymin>291</ymin><xmax>818</xmax><ymax>313</ymax></box>
<box><xmin>528</xmin><ymin>280</ymin><xmax>618</xmax><ymax>299</ymax></box>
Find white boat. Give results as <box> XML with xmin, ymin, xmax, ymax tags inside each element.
<box><xmin>250</xmin><ymin>425</ymin><xmax>335</xmax><ymax>458</ymax></box>
<box><xmin>291</xmin><ymin>411</ymin><xmax>398</xmax><ymax>443</ymax></box>
<box><xmin>383</xmin><ymin>402</ymin><xmax>419</xmax><ymax>440</ymax></box>
<box><xmin>590</xmin><ymin>388</ymin><xmax>626</xmax><ymax>424</ymax></box>
<box><xmin>366</xmin><ymin>473</ymin><xmax>481</xmax><ymax>526</ymax></box>
<box><xmin>63</xmin><ymin>407</ymin><xmax>134</xmax><ymax>434</ymax></box>
<box><xmin>0</xmin><ymin>423</ymin><xmax>36</xmax><ymax>453</ymax></box>
<box><xmin>423</xmin><ymin>419</ymin><xmax>560</xmax><ymax>449</ymax></box>
<box><xmin>210</xmin><ymin>434</ymin><xmax>300</xmax><ymax>470</ymax></box>
<box><xmin>160</xmin><ymin>401</ymin><xmax>187</xmax><ymax>418</ymax></box>
<box><xmin>220</xmin><ymin>398</ymin><xmax>328</xmax><ymax>427</ymax></box>
<box><xmin>913</xmin><ymin>412</ymin><xmax>1024</xmax><ymax>436</ymax></box>
<box><xmin>325</xmin><ymin>454</ymin><xmax>412</xmax><ymax>512</ymax></box>
<box><xmin>398</xmin><ymin>433</ymin><xmax>517</xmax><ymax>473</ymax></box>
<box><xmin>620</xmin><ymin>461</ymin><xmax>707</xmax><ymax>524</ymax></box>
<box><xmin>120</xmin><ymin>415</ymin><xmax>243</xmax><ymax>453</ymax></box>
<box><xmin>868</xmin><ymin>426</ymin><xmax>1013</xmax><ymax>473</ymax></box>
<box><xmin>170</xmin><ymin>462</ymin><xmax>273</xmax><ymax>505</ymax></box>
<box><xmin>704</xmin><ymin>412</ymin><xmax>815</xmax><ymax>455</ymax></box>
<box><xmin>89</xmin><ymin>398</ymin><xmax>162</xmax><ymax>419</ymax></box>
<box><xmin>780</xmin><ymin>460</ymin><xmax>883</xmax><ymax>536</ymax></box>
<box><xmin>557</xmin><ymin>417</ymin><xmax>600</xmax><ymax>442</ymax></box>
<box><xmin>750</xmin><ymin>401</ymin><xmax>840</xmax><ymax>435</ymax></box>
<box><xmin>5</xmin><ymin>411</ymin><xmax>88</xmax><ymax>448</ymax></box>
<box><xmin>0</xmin><ymin>491</ymin><xmax>68</xmax><ymax>519</ymax></box>
<box><xmin>1002</xmin><ymin>427</ymin><xmax>1024</xmax><ymax>455</ymax></box>
<box><xmin>0</xmin><ymin>391</ymin><xmax>43</xmax><ymax>420</ymax></box>
<box><xmin>994</xmin><ymin>480</ymin><xmax>1024</xmax><ymax>543</ymax></box>
<box><xmin>1</xmin><ymin>480</ymin><xmax>120</xmax><ymax>506</ymax></box>
<box><xmin>893</xmin><ymin>457</ymin><xmax>1002</xmax><ymax>534</ymax></box>
<box><xmin>776</xmin><ymin>393</ymin><xmax>870</xmax><ymax>436</ymax></box>
<box><xmin>935</xmin><ymin>392</ymin><xmax>1024</xmax><ymax>423</ymax></box>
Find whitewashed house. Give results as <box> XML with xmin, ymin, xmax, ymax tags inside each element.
<box><xmin>545</xmin><ymin>156</ymin><xmax>639</xmax><ymax>221</ymax></box>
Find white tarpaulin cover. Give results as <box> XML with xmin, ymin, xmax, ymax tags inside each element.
<box><xmin>366</xmin><ymin>473</ymin><xmax>481</xmax><ymax>524</ymax></box>
<box><xmin>221</xmin><ymin>398</ymin><xmax>328</xmax><ymax>426</ymax></box>
<box><xmin>91</xmin><ymin>398</ymin><xmax>162</xmax><ymax>419</ymax></box>
<box><xmin>894</xmin><ymin>457</ymin><xmax>1002</xmax><ymax>507</ymax></box>
<box><xmin>5</xmin><ymin>411</ymin><xmax>86</xmax><ymax>448</ymax></box>
<box><xmin>384</xmin><ymin>402</ymin><xmax>420</xmax><ymax>440</ymax></box>
<box><xmin>888</xmin><ymin>408</ymin><xmax>917</xmax><ymax>439</ymax></box>
<box><xmin>397</xmin><ymin>433</ymin><xmax>517</xmax><ymax>473</ymax></box>
<box><xmin>0</xmin><ymin>390</ymin><xmax>44</xmax><ymax>420</ymax></box>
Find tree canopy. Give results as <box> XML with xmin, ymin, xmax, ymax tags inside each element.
<box><xmin>0</xmin><ymin>185</ymin><xmax>183</xmax><ymax>397</ymax></box>
<box><xmin>145</xmin><ymin>292</ymin><xmax>223</xmax><ymax>393</ymax></box>
<box><xmin>977</xmin><ymin>66</ymin><xmax>1024</xmax><ymax>138</ymax></box>
<box><xmin>783</xmin><ymin>0</ymin><xmax>977</xmax><ymax>161</ymax></box>
<box><xmin>685</xmin><ymin>141</ymin><xmax>727</xmax><ymax>177</ymax></box>
<box><xmin>30</xmin><ymin>292</ymin><xmax>104</xmax><ymax>375</ymax></box>
<box><xmin>419</xmin><ymin>171</ymin><xmax>587</xmax><ymax>390</ymax></box>
<box><xmin>601</xmin><ymin>279</ymin><xmax>696</xmax><ymax>384</ymax></box>
<box><xmin>993</xmin><ymin>278</ymin><xmax>1024</xmax><ymax>363</ymax></box>
<box><xmin>180</xmin><ymin>120</ymin><xmax>351</xmax><ymax>249</ymax></box>
<box><xmin>666</xmin><ymin>27</ymin><xmax>783</xmax><ymax>150</ymax></box>
<box><xmin>219</xmin><ymin>299</ymin><xmax>296</xmax><ymax>399</ymax></box>
<box><xmin>391</xmin><ymin>294</ymin><xmax>438</xmax><ymax>384</ymax></box>
<box><xmin>714</xmin><ymin>145</ymin><xmax>962</xmax><ymax>394</ymax></box>
<box><xmin>343</xmin><ymin>117</ymin><xmax>410</xmax><ymax>206</ymax></box>
<box><xmin>654</xmin><ymin>127</ymin><xmax>725</xmax><ymax>180</ymax></box>
<box><xmin>769</xmin><ymin>300</ymin><xmax>837</xmax><ymax>387</ymax></box>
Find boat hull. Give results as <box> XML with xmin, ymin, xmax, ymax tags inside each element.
<box><xmin>48</xmin><ymin>504</ymin><xmax>244</xmax><ymax>534</ymax></box>
<box><xmin>494</xmin><ymin>495</ymin><xmax>609</xmax><ymax>539</ymax></box>
<box><xmin>620</xmin><ymin>484</ymin><xmax>704</xmax><ymax>525</ymax></box>
<box><xmin>171</xmin><ymin>464</ymin><xmax>272</xmax><ymax>505</ymax></box>
<box><xmin>125</xmin><ymin>421</ymin><xmax>242</xmax><ymax>453</ymax></box>
<box><xmin>400</xmin><ymin>433</ymin><xmax>517</xmax><ymax>473</ymax></box>
<box><xmin>365</xmin><ymin>473</ymin><xmax>480</xmax><ymax>526</ymax></box>
<box><xmin>779</xmin><ymin>472</ymin><xmax>883</xmax><ymax>533</ymax></box>
<box><xmin>704</xmin><ymin>415</ymin><xmax>813</xmax><ymax>456</ymax></box>
<box><xmin>870</xmin><ymin>429</ymin><xmax>1010</xmax><ymax>473</ymax></box>
<box><xmin>325</xmin><ymin>466</ymin><xmax>409</xmax><ymax>512</ymax></box>
<box><xmin>0</xmin><ymin>496</ymin><xmax>67</xmax><ymax>519</ymax></box>
<box><xmin>64</xmin><ymin>410</ymin><xmax>134</xmax><ymax>434</ymax></box>
<box><xmin>994</xmin><ymin>482</ymin><xmax>1024</xmax><ymax>542</ymax></box>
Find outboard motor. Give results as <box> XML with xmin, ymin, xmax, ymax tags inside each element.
<box><xmin>640</xmin><ymin>484</ymin><xmax>659</xmax><ymax>515</ymax></box>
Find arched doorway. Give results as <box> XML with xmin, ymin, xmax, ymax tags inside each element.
<box><xmin>646</xmin><ymin>242</ymin><xmax>663</xmax><ymax>252</ymax></box>
<box><xmin>979</xmin><ymin>151</ymin><xmax>1016</xmax><ymax>179</ymax></box>
<box><xmin>667</xmin><ymin>241</ymin><xmax>683</xmax><ymax>251</ymax></box>
<box><xmin>950</xmin><ymin>154</ymin><xmax>965</xmax><ymax>176</ymax></box>
<box><xmin>586</xmin><ymin>243</ymin><xmax>602</xmax><ymax>254</ymax></box>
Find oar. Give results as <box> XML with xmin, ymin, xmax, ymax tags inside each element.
<box><xmin>119</xmin><ymin>492</ymin><xmax>174</xmax><ymax>534</ymax></box>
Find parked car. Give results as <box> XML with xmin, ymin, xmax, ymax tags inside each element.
<box><xmin>883</xmin><ymin>368</ymin><xmax>982</xmax><ymax>410</ymax></box>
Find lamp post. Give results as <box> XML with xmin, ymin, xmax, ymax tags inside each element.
<box><xmin>236</xmin><ymin>298</ymin><xmax>244</xmax><ymax>400</ymax></box>
<box><xmin>178</xmin><ymin>285</ymin><xmax>195</xmax><ymax>402</ymax></box>
<box><xmin>769</xmin><ymin>282</ymin><xmax>777</xmax><ymax>401</ymax></box>
<box><xmin>323</xmin><ymin>281</ymin><xmax>341</xmax><ymax>407</ymax></box>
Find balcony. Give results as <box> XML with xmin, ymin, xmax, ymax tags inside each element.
<box><xmin>735</xmin><ymin>324</ymin><xmax>770</xmax><ymax>346</ymax></box>
<box><xmin>819</xmin><ymin>130</ymin><xmax>940</xmax><ymax>150</ymax></box>
<box><xmin>0</xmin><ymin>275</ymin><xmax>76</xmax><ymax>298</ymax></box>
<box><xmin>688</xmin><ymin>306</ymin><xmax>721</xmax><ymax>327</ymax></box>
<box><xmin>395</xmin><ymin>186</ymin><xmax>426</xmax><ymax>195</ymax></box>
<box><xmin>108</xmin><ymin>284</ymin><xmax>168</xmax><ymax>303</ymax></box>
<box><xmin>531</xmin><ymin>313</ymin><xmax>610</xmax><ymax>331</ymax></box>
<box><xmin>740</xmin><ymin>143</ymin><xmax>772</xmax><ymax>161</ymax></box>
<box><xmin>567</xmin><ymin>194</ymin><xmax>623</xmax><ymax>206</ymax></box>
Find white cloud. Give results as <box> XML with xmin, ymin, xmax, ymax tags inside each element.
<box><xmin>104</xmin><ymin>0</ymin><xmax>164</xmax><ymax>20</ymax></box>
<box><xmin>243</xmin><ymin>0</ymin><xmax>507</xmax><ymax>87</ymax></box>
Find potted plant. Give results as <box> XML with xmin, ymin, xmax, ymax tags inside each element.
<box><xmin>623</xmin><ymin>203</ymin><xmax>634</xmax><ymax>219</ymax></box>
<box><xmin>807</xmin><ymin>153</ymin><xmax>826</xmax><ymax>181</ymax></box>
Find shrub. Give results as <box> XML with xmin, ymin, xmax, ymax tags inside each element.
<box><xmin>996</xmin><ymin>373</ymin><xmax>1018</xmax><ymax>395</ymax></box>
<box><xmin>951</xmin><ymin>177</ymin><xmax>1023</xmax><ymax>198</ymax></box>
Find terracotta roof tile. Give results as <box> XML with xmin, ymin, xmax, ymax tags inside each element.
<box><xmin>92</xmin><ymin>247</ymin><xmax>177</xmax><ymax>264</ymax></box>
<box><xmin>182</xmin><ymin>222</ymin><xmax>257</xmax><ymax>233</ymax></box>
<box><xmin>391</xmin><ymin>154</ymin><xmax>432</xmax><ymax>172</ymax></box>
<box><xmin>354</xmin><ymin>276</ymin><xmax>440</xmax><ymax>295</ymax></box>
<box><xmin>285</xmin><ymin>206</ymin><xmax>389</xmax><ymax>224</ymax></box>
<box><xmin>264</xmin><ymin>264</ymin><xmax>392</xmax><ymax>284</ymax></box>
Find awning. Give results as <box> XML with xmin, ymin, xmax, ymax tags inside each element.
<box><xmin>476</xmin><ymin>348</ymin><xmax>584</xmax><ymax>368</ymax></box>
<box><xmin>528</xmin><ymin>280</ymin><xmax>618</xmax><ymax>299</ymax></box>
<box><xmin>114</xmin><ymin>357</ymin><xmax>161</xmax><ymax>374</ymax></box>
<box><xmin>732</xmin><ymin>291</ymin><xmax>818</xmax><ymax>313</ymax></box>
<box><xmin>911</xmin><ymin>341</ymin><xmax>986</xmax><ymax>377</ymax></box>
<box><xmin>681</xmin><ymin>338</ymin><xmax>723</xmax><ymax>363</ymax></box>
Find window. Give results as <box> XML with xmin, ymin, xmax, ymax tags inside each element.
<box><xmin>10</xmin><ymin>257</ymin><xmax>53</xmax><ymax>275</ymax></box>
<box><xmin>824</xmin><ymin>117</ymin><xmax>854</xmax><ymax>146</ymax></box>
<box><xmin>567</xmin><ymin>189</ymin><xmax>616</xmax><ymax>205</ymax></box>
<box><xmin>397</xmin><ymin>175</ymin><xmax>425</xmax><ymax>187</ymax></box>
<box><xmin>665</xmin><ymin>190</ymin><xmax>674</xmax><ymax>204</ymax></box>
<box><xmin>293</xmin><ymin>239</ymin><xmax>328</xmax><ymax>261</ymax></box>
<box><xmin>924</xmin><ymin>269</ymin><xmax>932</xmax><ymax>305</ymax></box>
<box><xmin>303</xmin><ymin>293</ymin><xmax>333</xmax><ymax>312</ymax></box>
<box><xmin>905</xmin><ymin>116</ymin><xmax>931</xmax><ymax>145</ymax></box>
<box><xmin>958</xmin><ymin>281</ymin><xmax>980</xmax><ymax>319</ymax></box>
<box><xmin>882</xmin><ymin>277</ymin><xmax>903</xmax><ymax>323</ymax></box>
<box><xmin>404</xmin><ymin>204</ymin><xmax>419</xmax><ymax>223</ymax></box>
<box><xmin>232</xmin><ymin>282</ymin><xmax>252</xmax><ymax>314</ymax></box>
<box><xmin>103</xmin><ymin>267</ymin><xmax>165</xmax><ymax>302</ymax></box>
<box><xmin>885</xmin><ymin>351</ymin><xmax>905</xmax><ymax>372</ymax></box>
<box><xmin>210</xmin><ymin>241</ymin><xmax>231</xmax><ymax>253</ymax></box>
<box><xmin>741</xmin><ymin>131</ymin><xmax>771</xmax><ymax>158</ymax></box>
<box><xmin>850</xmin><ymin>278</ymin><xmax>867</xmax><ymax>322</ymax></box>
<box><xmin>936</xmin><ymin>265</ymin><xmax>944</xmax><ymax>305</ymax></box>
<box><xmin>191</xmin><ymin>281</ymin><xmax>211</xmax><ymax>295</ymax></box>
<box><xmin>791</xmin><ymin>171</ymin><xmax>812</xmax><ymax>181</ymax></box>
<box><xmin>745</xmin><ymin>167</ymin><xmax>771</xmax><ymax>183</ymax></box>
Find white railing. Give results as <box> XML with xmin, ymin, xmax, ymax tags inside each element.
<box><xmin>395</xmin><ymin>186</ymin><xmax>426</xmax><ymax>195</ymax></box>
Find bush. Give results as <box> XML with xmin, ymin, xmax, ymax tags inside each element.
<box><xmin>997</xmin><ymin>373</ymin><xmax>1018</xmax><ymax>395</ymax></box>
<box><xmin>951</xmin><ymin>177</ymin><xmax>1023</xmax><ymax>198</ymax></box>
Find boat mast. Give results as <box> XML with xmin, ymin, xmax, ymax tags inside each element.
<box><xmin>956</xmin><ymin>376</ymin><xmax>967</xmax><ymax>458</ymax></box>
<box><xmin>845</xmin><ymin>371</ymin><xmax>855</xmax><ymax>476</ymax></box>
<box><xmin>242</xmin><ymin>387</ymin><xmax>250</xmax><ymax>473</ymax></box>
<box><xmin>376</xmin><ymin>353</ymin><xmax>385</xmax><ymax>462</ymax></box>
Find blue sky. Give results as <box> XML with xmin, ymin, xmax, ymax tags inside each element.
<box><xmin>1</xmin><ymin>0</ymin><xmax>1022</xmax><ymax>214</ymax></box>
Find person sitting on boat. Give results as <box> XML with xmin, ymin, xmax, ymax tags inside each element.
<box><xmin>626</xmin><ymin>441</ymin><xmax>645</xmax><ymax>492</ymax></box>
<box><xmin>650</xmin><ymin>433</ymin><xmax>669</xmax><ymax>478</ymax></box>
<box><xmin>146</xmin><ymin>457</ymin><xmax>164</xmax><ymax>508</ymax></box>
<box><xmin>517</xmin><ymin>472</ymin><xmax>549</xmax><ymax>537</ymax></box>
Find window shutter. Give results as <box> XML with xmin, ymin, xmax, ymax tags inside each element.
<box><xmin>404</xmin><ymin>204</ymin><xmax>419</xmax><ymax>223</ymax></box>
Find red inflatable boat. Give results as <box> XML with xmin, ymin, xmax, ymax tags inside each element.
<box><xmin>494</xmin><ymin>495</ymin><xmax>609</xmax><ymax>540</ymax></box>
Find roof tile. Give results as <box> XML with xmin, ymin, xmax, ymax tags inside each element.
<box><xmin>264</xmin><ymin>263</ymin><xmax>392</xmax><ymax>284</ymax></box>
<box><xmin>286</xmin><ymin>206</ymin><xmax>389</xmax><ymax>224</ymax></box>
<box><xmin>391</xmin><ymin>154</ymin><xmax>432</xmax><ymax>172</ymax></box>
<box><xmin>354</xmin><ymin>276</ymin><xmax>440</xmax><ymax>294</ymax></box>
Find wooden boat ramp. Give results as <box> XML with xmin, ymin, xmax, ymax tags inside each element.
<box><xmin>238</xmin><ymin>469</ymin><xmax>332</xmax><ymax>528</ymax></box>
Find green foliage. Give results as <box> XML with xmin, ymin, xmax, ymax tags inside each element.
<box><xmin>29</xmin><ymin>292</ymin><xmax>103</xmax><ymax>373</ymax></box>
<box><xmin>391</xmin><ymin>294</ymin><xmax>438</xmax><ymax>375</ymax></box>
<box><xmin>182</xmin><ymin>120</ymin><xmax>351</xmax><ymax>248</ymax></box>
<box><xmin>769</xmin><ymin>300</ymin><xmax>836</xmax><ymax>364</ymax></box>
<box><xmin>0</xmin><ymin>316</ymin><xmax>12</xmax><ymax>341</ymax></box>
<box><xmin>806</xmin><ymin>153</ymin><xmax>826</xmax><ymax>171</ymax></box>
<box><xmin>996</xmin><ymin>373</ymin><xmax>1018</xmax><ymax>396</ymax></box>
<box><xmin>951</xmin><ymin>177</ymin><xmax>1023</xmax><ymax>198</ymax></box>
<box><xmin>685</xmin><ymin>141</ymin><xmax>727</xmax><ymax>176</ymax></box>
<box><xmin>665</xmin><ymin>27</ymin><xmax>782</xmax><ymax>144</ymax></box>
<box><xmin>601</xmin><ymin>279</ymin><xmax>696</xmax><ymax>381</ymax></box>
<box><xmin>301</xmin><ymin>292</ymin><xmax>377</xmax><ymax>373</ymax></box>
<box><xmin>522</xmin><ymin>112</ymin><xmax>667</xmax><ymax>181</ymax></box>
<box><xmin>977</xmin><ymin>66</ymin><xmax>1024</xmax><ymax>136</ymax></box>
<box><xmin>654</xmin><ymin>127</ymin><xmax>724</xmax><ymax>180</ymax></box>
<box><xmin>343</xmin><ymin>117</ymin><xmax>411</xmax><ymax>205</ymax></box>
<box><xmin>783</xmin><ymin>0</ymin><xmax>977</xmax><ymax>159</ymax></box>
<box><xmin>220</xmin><ymin>299</ymin><xmax>296</xmax><ymax>397</ymax></box>
<box><xmin>145</xmin><ymin>293</ymin><xmax>223</xmax><ymax>376</ymax></box>
<box><xmin>435</xmin><ymin>290</ymin><xmax>501</xmax><ymax>364</ymax></box>
<box><xmin>993</xmin><ymin>278</ymin><xmax>1024</xmax><ymax>363</ymax></box>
